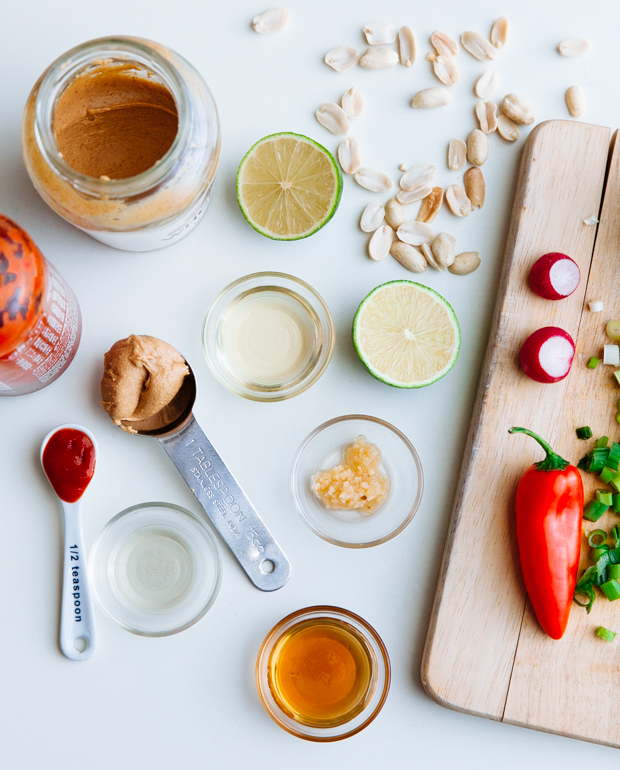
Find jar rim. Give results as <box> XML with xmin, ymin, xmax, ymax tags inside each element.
<box><xmin>33</xmin><ymin>36</ymin><xmax>191</xmax><ymax>198</ymax></box>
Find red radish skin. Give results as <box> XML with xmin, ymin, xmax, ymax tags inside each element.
<box><xmin>529</xmin><ymin>252</ymin><xmax>581</xmax><ymax>300</ymax></box>
<box><xmin>520</xmin><ymin>327</ymin><xmax>576</xmax><ymax>383</ymax></box>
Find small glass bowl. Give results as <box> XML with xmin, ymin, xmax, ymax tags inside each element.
<box><xmin>256</xmin><ymin>606</ymin><xmax>391</xmax><ymax>742</ymax></box>
<box><xmin>202</xmin><ymin>272</ymin><xmax>335</xmax><ymax>402</ymax></box>
<box><xmin>291</xmin><ymin>415</ymin><xmax>423</xmax><ymax>548</ymax></box>
<box><xmin>90</xmin><ymin>502</ymin><xmax>222</xmax><ymax>637</ymax></box>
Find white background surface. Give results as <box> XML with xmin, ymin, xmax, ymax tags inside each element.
<box><xmin>1</xmin><ymin>0</ymin><xmax>619</xmax><ymax>767</ymax></box>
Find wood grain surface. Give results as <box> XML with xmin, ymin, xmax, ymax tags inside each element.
<box><xmin>421</xmin><ymin>120</ymin><xmax>616</xmax><ymax>744</ymax></box>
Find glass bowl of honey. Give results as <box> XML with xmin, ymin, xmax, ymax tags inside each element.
<box><xmin>291</xmin><ymin>415</ymin><xmax>424</xmax><ymax>547</ymax></box>
<box><xmin>256</xmin><ymin>606</ymin><xmax>390</xmax><ymax>741</ymax></box>
<box><xmin>202</xmin><ymin>272</ymin><xmax>335</xmax><ymax>402</ymax></box>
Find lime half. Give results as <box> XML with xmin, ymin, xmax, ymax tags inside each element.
<box><xmin>353</xmin><ymin>281</ymin><xmax>461</xmax><ymax>388</ymax></box>
<box><xmin>236</xmin><ymin>132</ymin><xmax>342</xmax><ymax>240</ymax></box>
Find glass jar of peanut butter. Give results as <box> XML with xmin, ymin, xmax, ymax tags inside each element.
<box><xmin>22</xmin><ymin>37</ymin><xmax>220</xmax><ymax>252</ymax></box>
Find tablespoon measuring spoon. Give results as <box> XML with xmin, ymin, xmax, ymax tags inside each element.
<box><xmin>41</xmin><ymin>423</ymin><xmax>98</xmax><ymax>661</ymax></box>
<box><xmin>118</xmin><ymin>364</ymin><xmax>291</xmax><ymax>592</ymax></box>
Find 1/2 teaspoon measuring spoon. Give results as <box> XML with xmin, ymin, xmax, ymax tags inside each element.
<box><xmin>116</xmin><ymin>362</ymin><xmax>291</xmax><ymax>592</ymax></box>
<box><xmin>41</xmin><ymin>423</ymin><xmax>98</xmax><ymax>661</ymax></box>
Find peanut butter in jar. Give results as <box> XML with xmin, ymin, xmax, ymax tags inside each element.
<box><xmin>22</xmin><ymin>37</ymin><xmax>220</xmax><ymax>252</ymax></box>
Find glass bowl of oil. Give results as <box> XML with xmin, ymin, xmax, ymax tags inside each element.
<box><xmin>90</xmin><ymin>502</ymin><xmax>222</xmax><ymax>636</ymax></box>
<box><xmin>256</xmin><ymin>606</ymin><xmax>390</xmax><ymax>741</ymax></box>
<box><xmin>291</xmin><ymin>415</ymin><xmax>424</xmax><ymax>547</ymax></box>
<box><xmin>202</xmin><ymin>272</ymin><xmax>335</xmax><ymax>402</ymax></box>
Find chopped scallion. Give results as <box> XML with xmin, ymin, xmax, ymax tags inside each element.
<box><xmin>587</xmin><ymin>357</ymin><xmax>599</xmax><ymax>369</ymax></box>
<box><xmin>588</xmin><ymin>530</ymin><xmax>607</xmax><ymax>547</ymax></box>
<box><xmin>592</xmin><ymin>546</ymin><xmax>610</xmax><ymax>561</ymax></box>
<box><xmin>597</xmin><ymin>491</ymin><xmax>614</xmax><ymax>506</ymax></box>
<box><xmin>576</xmin><ymin>426</ymin><xmax>593</xmax><ymax>440</ymax></box>
<box><xmin>584</xmin><ymin>500</ymin><xmax>610</xmax><ymax>522</ymax></box>
<box><xmin>596</xmin><ymin>626</ymin><xmax>616</xmax><ymax>642</ymax></box>
<box><xmin>596</xmin><ymin>436</ymin><xmax>610</xmax><ymax>448</ymax></box>
<box><xmin>608</xmin><ymin>564</ymin><xmax>620</xmax><ymax>580</ymax></box>
<box><xmin>600</xmin><ymin>579</ymin><xmax>620</xmax><ymax>601</ymax></box>
<box><xmin>600</xmin><ymin>467</ymin><xmax>615</xmax><ymax>484</ymax></box>
<box><xmin>578</xmin><ymin>454</ymin><xmax>590</xmax><ymax>471</ymax></box>
<box><xmin>613</xmin><ymin>494</ymin><xmax>620</xmax><ymax>513</ymax></box>
<box><xmin>610</xmin><ymin>473</ymin><xmax>620</xmax><ymax>493</ymax></box>
<box><xmin>615</xmin><ymin>370</ymin><xmax>620</xmax><ymax>386</ymax></box>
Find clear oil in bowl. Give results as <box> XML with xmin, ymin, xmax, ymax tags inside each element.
<box><xmin>267</xmin><ymin>617</ymin><xmax>377</xmax><ymax>727</ymax></box>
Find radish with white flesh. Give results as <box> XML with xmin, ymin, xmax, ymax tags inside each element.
<box><xmin>520</xmin><ymin>327</ymin><xmax>576</xmax><ymax>383</ymax></box>
<box><xmin>529</xmin><ymin>252</ymin><xmax>580</xmax><ymax>300</ymax></box>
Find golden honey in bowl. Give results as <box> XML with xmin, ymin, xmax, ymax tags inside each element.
<box><xmin>267</xmin><ymin>617</ymin><xmax>376</xmax><ymax>727</ymax></box>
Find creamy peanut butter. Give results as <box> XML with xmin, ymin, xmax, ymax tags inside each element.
<box><xmin>100</xmin><ymin>334</ymin><xmax>189</xmax><ymax>434</ymax></box>
<box><xmin>53</xmin><ymin>65</ymin><xmax>178</xmax><ymax>179</ymax></box>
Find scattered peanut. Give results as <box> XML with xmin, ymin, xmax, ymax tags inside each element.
<box><xmin>398</xmin><ymin>26</ymin><xmax>416</xmax><ymax>67</ymax></box>
<box><xmin>417</xmin><ymin>187</ymin><xmax>443</xmax><ymax>223</ymax></box>
<box><xmin>396</xmin><ymin>186</ymin><xmax>433</xmax><ymax>205</ymax></box>
<box><xmin>467</xmin><ymin>129</ymin><xmax>489</xmax><ymax>166</ymax></box>
<box><xmin>430</xmin><ymin>30</ymin><xmax>459</xmax><ymax>57</ymax></box>
<box><xmin>446</xmin><ymin>184</ymin><xmax>471</xmax><ymax>217</ymax></box>
<box><xmin>363</xmin><ymin>22</ymin><xmax>396</xmax><ymax>46</ymax></box>
<box><xmin>315</xmin><ymin>103</ymin><xmax>350</xmax><ymax>135</ymax></box>
<box><xmin>354</xmin><ymin>168</ymin><xmax>394</xmax><ymax>192</ymax></box>
<box><xmin>490</xmin><ymin>17</ymin><xmax>509</xmax><ymax>48</ymax></box>
<box><xmin>461</xmin><ymin>31</ymin><xmax>498</xmax><ymax>61</ymax></box>
<box><xmin>341</xmin><ymin>87</ymin><xmax>364</xmax><ymax>120</ymax></box>
<box><xmin>475</xmin><ymin>70</ymin><xmax>499</xmax><ymax>99</ymax></box>
<box><xmin>324</xmin><ymin>46</ymin><xmax>360</xmax><ymax>72</ymax></box>
<box><xmin>252</xmin><ymin>7</ymin><xmax>289</xmax><ymax>33</ymax></box>
<box><xmin>475</xmin><ymin>100</ymin><xmax>498</xmax><ymax>134</ymax></box>
<box><xmin>400</xmin><ymin>163</ymin><xmax>436</xmax><ymax>191</ymax></box>
<box><xmin>431</xmin><ymin>232</ymin><xmax>456</xmax><ymax>269</ymax></box>
<box><xmin>558</xmin><ymin>38</ymin><xmax>590</xmax><ymax>57</ymax></box>
<box><xmin>447</xmin><ymin>139</ymin><xmax>466</xmax><ymax>170</ymax></box>
<box><xmin>565</xmin><ymin>86</ymin><xmax>585</xmax><ymax>118</ymax></box>
<box><xmin>500</xmin><ymin>93</ymin><xmax>535</xmax><ymax>125</ymax></box>
<box><xmin>360</xmin><ymin>203</ymin><xmax>385</xmax><ymax>232</ymax></box>
<box><xmin>411</xmin><ymin>87</ymin><xmax>452</xmax><ymax>108</ymax></box>
<box><xmin>359</xmin><ymin>47</ymin><xmax>399</xmax><ymax>69</ymax></box>
<box><xmin>368</xmin><ymin>225</ymin><xmax>394</xmax><ymax>261</ymax></box>
<box><xmin>421</xmin><ymin>242</ymin><xmax>441</xmax><ymax>270</ymax></box>
<box><xmin>396</xmin><ymin>220</ymin><xmax>434</xmax><ymax>246</ymax></box>
<box><xmin>427</xmin><ymin>54</ymin><xmax>459</xmax><ymax>86</ymax></box>
<box><xmin>338</xmin><ymin>137</ymin><xmax>361</xmax><ymax>175</ymax></box>
<box><xmin>464</xmin><ymin>167</ymin><xmax>485</xmax><ymax>209</ymax></box>
<box><xmin>449</xmin><ymin>251</ymin><xmax>481</xmax><ymax>275</ymax></box>
<box><xmin>496</xmin><ymin>114</ymin><xmax>520</xmax><ymax>141</ymax></box>
<box><xmin>390</xmin><ymin>241</ymin><xmax>427</xmax><ymax>272</ymax></box>
<box><xmin>384</xmin><ymin>198</ymin><xmax>406</xmax><ymax>229</ymax></box>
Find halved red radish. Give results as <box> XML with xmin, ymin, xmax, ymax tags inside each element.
<box><xmin>520</xmin><ymin>327</ymin><xmax>576</xmax><ymax>383</ymax></box>
<box><xmin>529</xmin><ymin>252</ymin><xmax>581</xmax><ymax>300</ymax></box>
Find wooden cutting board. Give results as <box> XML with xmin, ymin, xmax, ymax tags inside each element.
<box><xmin>422</xmin><ymin>119</ymin><xmax>620</xmax><ymax>748</ymax></box>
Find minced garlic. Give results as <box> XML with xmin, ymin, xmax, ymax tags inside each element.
<box><xmin>312</xmin><ymin>435</ymin><xmax>390</xmax><ymax>514</ymax></box>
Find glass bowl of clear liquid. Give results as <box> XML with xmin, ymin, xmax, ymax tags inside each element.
<box><xmin>90</xmin><ymin>502</ymin><xmax>222</xmax><ymax>636</ymax></box>
<box><xmin>202</xmin><ymin>272</ymin><xmax>335</xmax><ymax>402</ymax></box>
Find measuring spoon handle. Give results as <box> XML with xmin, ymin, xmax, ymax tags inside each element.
<box><xmin>60</xmin><ymin>502</ymin><xmax>96</xmax><ymax>660</ymax></box>
<box><xmin>158</xmin><ymin>416</ymin><xmax>291</xmax><ymax>591</ymax></box>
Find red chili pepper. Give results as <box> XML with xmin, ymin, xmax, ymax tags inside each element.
<box><xmin>509</xmin><ymin>427</ymin><xmax>583</xmax><ymax>640</ymax></box>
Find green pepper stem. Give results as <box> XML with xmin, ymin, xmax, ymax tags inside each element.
<box><xmin>508</xmin><ymin>427</ymin><xmax>570</xmax><ymax>471</ymax></box>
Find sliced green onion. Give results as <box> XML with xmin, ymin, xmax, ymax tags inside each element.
<box><xmin>614</xmin><ymin>370</ymin><xmax>620</xmax><ymax>386</ymax></box>
<box><xmin>589</xmin><ymin>448</ymin><xmax>610</xmax><ymax>473</ymax></box>
<box><xmin>606</xmin><ymin>443</ymin><xmax>620</xmax><ymax>471</ymax></box>
<box><xmin>608</xmin><ymin>564</ymin><xmax>620</xmax><ymax>580</ymax></box>
<box><xmin>610</xmin><ymin>472</ymin><xmax>620</xmax><ymax>493</ymax></box>
<box><xmin>578</xmin><ymin>454</ymin><xmax>590</xmax><ymax>471</ymax></box>
<box><xmin>574</xmin><ymin>587</ymin><xmax>596</xmax><ymax>613</ymax></box>
<box><xmin>614</xmin><ymin>526</ymin><xmax>620</xmax><ymax>546</ymax></box>
<box><xmin>584</xmin><ymin>500</ymin><xmax>610</xmax><ymax>522</ymax></box>
<box><xmin>588</xmin><ymin>529</ymin><xmax>608</xmax><ymax>547</ymax></box>
<box><xmin>596</xmin><ymin>436</ymin><xmax>609</xmax><ymax>448</ymax></box>
<box><xmin>600</xmin><ymin>579</ymin><xmax>620</xmax><ymax>601</ymax></box>
<box><xmin>576</xmin><ymin>426</ymin><xmax>593</xmax><ymax>440</ymax></box>
<box><xmin>600</xmin><ymin>467</ymin><xmax>615</xmax><ymax>484</ymax></box>
<box><xmin>587</xmin><ymin>357</ymin><xmax>599</xmax><ymax>369</ymax></box>
<box><xmin>596</xmin><ymin>626</ymin><xmax>617</xmax><ymax>642</ymax></box>
<box><xmin>597</xmin><ymin>491</ymin><xmax>614</xmax><ymax>506</ymax></box>
<box><xmin>613</xmin><ymin>495</ymin><xmax>620</xmax><ymax>513</ymax></box>
<box><xmin>616</xmin><ymin>413</ymin><xmax>620</xmax><ymax>425</ymax></box>
<box><xmin>592</xmin><ymin>546</ymin><xmax>610</xmax><ymax>561</ymax></box>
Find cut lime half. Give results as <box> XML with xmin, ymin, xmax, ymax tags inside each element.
<box><xmin>236</xmin><ymin>132</ymin><xmax>342</xmax><ymax>240</ymax></box>
<box><xmin>353</xmin><ymin>281</ymin><xmax>461</xmax><ymax>388</ymax></box>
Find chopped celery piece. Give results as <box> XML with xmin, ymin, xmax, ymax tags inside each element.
<box><xmin>587</xmin><ymin>357</ymin><xmax>599</xmax><ymax>369</ymax></box>
<box><xmin>596</xmin><ymin>626</ymin><xmax>616</xmax><ymax>642</ymax></box>
<box><xmin>584</xmin><ymin>500</ymin><xmax>610</xmax><ymax>522</ymax></box>
<box><xmin>600</xmin><ymin>579</ymin><xmax>620</xmax><ymax>601</ymax></box>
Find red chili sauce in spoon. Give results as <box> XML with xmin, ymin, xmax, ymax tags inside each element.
<box><xmin>42</xmin><ymin>429</ymin><xmax>96</xmax><ymax>503</ymax></box>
